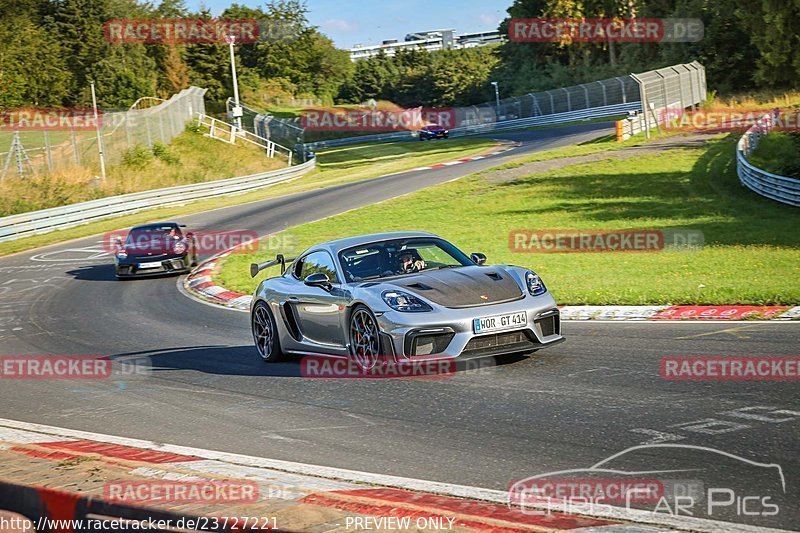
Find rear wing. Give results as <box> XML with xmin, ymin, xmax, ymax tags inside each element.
<box><xmin>250</xmin><ymin>254</ymin><xmax>296</xmax><ymax>278</ymax></box>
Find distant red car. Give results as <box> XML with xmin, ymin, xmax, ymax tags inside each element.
<box><xmin>419</xmin><ymin>124</ymin><xmax>449</xmax><ymax>140</ymax></box>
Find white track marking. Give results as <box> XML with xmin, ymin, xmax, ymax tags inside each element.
<box><xmin>0</xmin><ymin>417</ymin><xmax>789</xmax><ymax>533</ymax></box>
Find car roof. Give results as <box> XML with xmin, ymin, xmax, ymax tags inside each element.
<box><xmin>130</xmin><ymin>222</ymin><xmax>180</xmax><ymax>231</ymax></box>
<box><xmin>316</xmin><ymin>231</ymin><xmax>440</xmax><ymax>254</ymax></box>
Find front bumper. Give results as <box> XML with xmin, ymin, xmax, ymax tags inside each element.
<box><xmin>115</xmin><ymin>257</ymin><xmax>190</xmax><ymax>277</ymax></box>
<box><xmin>375</xmin><ymin>292</ymin><xmax>563</xmax><ymax>360</ymax></box>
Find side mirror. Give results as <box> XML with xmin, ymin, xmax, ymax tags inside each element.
<box><xmin>470</xmin><ymin>252</ymin><xmax>487</xmax><ymax>266</ymax></box>
<box><xmin>185</xmin><ymin>232</ymin><xmax>194</xmax><ymax>239</ymax></box>
<box><xmin>304</xmin><ymin>272</ymin><xmax>332</xmax><ymax>291</ymax></box>
<box><xmin>112</xmin><ymin>237</ymin><xmax>123</xmax><ymax>251</ymax></box>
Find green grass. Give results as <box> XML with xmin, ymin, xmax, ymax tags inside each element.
<box><xmin>0</xmin><ymin>127</ymin><xmax>284</xmax><ymax>217</ymax></box>
<box><xmin>217</xmin><ymin>134</ymin><xmax>800</xmax><ymax>305</ymax></box>
<box><xmin>0</xmin><ymin>137</ymin><xmax>497</xmax><ymax>257</ymax></box>
<box><xmin>749</xmin><ymin>132</ymin><xmax>800</xmax><ymax>178</ymax></box>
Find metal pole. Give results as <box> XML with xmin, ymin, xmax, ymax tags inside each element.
<box><xmin>90</xmin><ymin>82</ymin><xmax>107</xmax><ymax>181</ymax></box>
<box><xmin>630</xmin><ymin>73</ymin><xmax>649</xmax><ymax>139</ymax></box>
<box><xmin>228</xmin><ymin>35</ymin><xmax>243</xmax><ymax>131</ymax></box>
<box><xmin>491</xmin><ymin>82</ymin><xmax>500</xmax><ymax>117</ymax></box>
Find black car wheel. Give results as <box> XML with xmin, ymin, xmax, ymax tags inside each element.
<box><xmin>252</xmin><ymin>301</ymin><xmax>283</xmax><ymax>362</ymax></box>
<box><xmin>349</xmin><ymin>305</ymin><xmax>381</xmax><ymax>371</ymax></box>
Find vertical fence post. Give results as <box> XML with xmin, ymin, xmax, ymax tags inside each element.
<box><xmin>43</xmin><ymin>129</ymin><xmax>53</xmax><ymax>173</ymax></box>
<box><xmin>71</xmin><ymin>128</ymin><xmax>80</xmax><ymax>166</ymax></box>
<box><xmin>145</xmin><ymin>115</ymin><xmax>153</xmax><ymax>148</ymax></box>
<box><xmin>630</xmin><ymin>73</ymin><xmax>649</xmax><ymax>139</ymax></box>
<box><xmin>125</xmin><ymin>111</ymin><xmax>133</xmax><ymax>148</ymax></box>
<box><xmin>598</xmin><ymin>81</ymin><xmax>607</xmax><ymax>106</ymax></box>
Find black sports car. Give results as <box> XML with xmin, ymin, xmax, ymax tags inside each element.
<box><xmin>113</xmin><ymin>223</ymin><xmax>197</xmax><ymax>279</ymax></box>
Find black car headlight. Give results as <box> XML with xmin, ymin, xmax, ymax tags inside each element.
<box><xmin>525</xmin><ymin>271</ymin><xmax>547</xmax><ymax>296</ymax></box>
<box><xmin>382</xmin><ymin>290</ymin><xmax>432</xmax><ymax>312</ymax></box>
<box><xmin>116</xmin><ymin>250</ymin><xmax>128</xmax><ymax>259</ymax></box>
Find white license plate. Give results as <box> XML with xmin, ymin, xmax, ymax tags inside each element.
<box><xmin>473</xmin><ymin>311</ymin><xmax>527</xmax><ymax>333</ymax></box>
<box><xmin>138</xmin><ymin>261</ymin><xmax>162</xmax><ymax>269</ymax></box>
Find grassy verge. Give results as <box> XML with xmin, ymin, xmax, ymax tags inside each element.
<box><xmin>749</xmin><ymin>132</ymin><xmax>800</xmax><ymax>179</ymax></box>
<box><xmin>218</xmin><ymin>134</ymin><xmax>800</xmax><ymax>305</ymax></box>
<box><xmin>0</xmin><ymin>137</ymin><xmax>497</xmax><ymax>257</ymax></box>
<box><xmin>0</xmin><ymin>127</ymin><xmax>284</xmax><ymax>216</ymax></box>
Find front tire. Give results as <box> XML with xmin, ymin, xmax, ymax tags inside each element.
<box><xmin>252</xmin><ymin>301</ymin><xmax>283</xmax><ymax>362</ymax></box>
<box><xmin>349</xmin><ymin>305</ymin><xmax>381</xmax><ymax>371</ymax></box>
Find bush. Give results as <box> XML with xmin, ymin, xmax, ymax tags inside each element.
<box><xmin>152</xmin><ymin>142</ymin><xmax>180</xmax><ymax>165</ymax></box>
<box><xmin>185</xmin><ymin>121</ymin><xmax>203</xmax><ymax>134</ymax></box>
<box><xmin>122</xmin><ymin>146</ymin><xmax>153</xmax><ymax>169</ymax></box>
<box><xmin>750</xmin><ymin>132</ymin><xmax>800</xmax><ymax>178</ymax></box>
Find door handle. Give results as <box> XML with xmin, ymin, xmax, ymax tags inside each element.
<box><xmin>288</xmin><ymin>296</ymin><xmax>299</xmax><ymax>302</ymax></box>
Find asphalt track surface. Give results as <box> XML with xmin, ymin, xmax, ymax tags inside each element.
<box><xmin>1</xmin><ymin>122</ymin><xmax>798</xmax><ymax>529</ymax></box>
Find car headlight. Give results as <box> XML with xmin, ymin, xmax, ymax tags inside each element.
<box><xmin>116</xmin><ymin>251</ymin><xmax>128</xmax><ymax>259</ymax></box>
<box><xmin>525</xmin><ymin>271</ymin><xmax>546</xmax><ymax>296</ymax></box>
<box><xmin>381</xmin><ymin>290</ymin><xmax>432</xmax><ymax>312</ymax></box>
<box><xmin>173</xmin><ymin>240</ymin><xmax>186</xmax><ymax>254</ymax></box>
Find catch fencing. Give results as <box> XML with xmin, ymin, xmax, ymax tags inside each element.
<box><xmin>0</xmin><ymin>157</ymin><xmax>316</xmax><ymax>242</ymax></box>
<box><xmin>232</xmin><ymin>62</ymin><xmax>706</xmax><ymax>152</ymax></box>
<box><xmin>0</xmin><ymin>87</ymin><xmax>207</xmax><ymax>179</ymax></box>
<box><xmin>737</xmin><ymin>111</ymin><xmax>800</xmax><ymax>207</ymax></box>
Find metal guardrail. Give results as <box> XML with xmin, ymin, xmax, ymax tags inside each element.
<box><xmin>302</xmin><ymin>131</ymin><xmax>417</xmax><ymax>151</ymax></box>
<box><xmin>298</xmin><ymin>102</ymin><xmax>640</xmax><ymax>151</ymax></box>
<box><xmin>0</xmin><ymin>158</ymin><xmax>316</xmax><ymax>243</ymax></box>
<box><xmin>247</xmin><ymin>62</ymin><xmax>704</xmax><ymax>153</ymax></box>
<box><xmin>448</xmin><ymin>102</ymin><xmax>641</xmax><ymax>136</ymax></box>
<box><xmin>737</xmin><ymin>111</ymin><xmax>800</xmax><ymax>207</ymax></box>
<box><xmin>197</xmin><ymin>114</ymin><xmax>294</xmax><ymax>164</ymax></box>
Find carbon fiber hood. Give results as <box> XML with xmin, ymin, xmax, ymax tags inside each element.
<box><xmin>385</xmin><ymin>266</ymin><xmax>524</xmax><ymax>308</ymax></box>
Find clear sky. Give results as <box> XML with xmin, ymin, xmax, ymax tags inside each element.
<box><xmin>187</xmin><ymin>0</ymin><xmax>511</xmax><ymax>48</ymax></box>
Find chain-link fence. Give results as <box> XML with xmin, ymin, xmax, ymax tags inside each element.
<box><xmin>222</xmin><ymin>61</ymin><xmax>706</xmax><ymax>153</ymax></box>
<box><xmin>224</xmin><ymin>98</ymin><xmax>305</xmax><ymax>153</ymax></box>
<box><xmin>616</xmin><ymin>61</ymin><xmax>706</xmax><ymax>139</ymax></box>
<box><xmin>1</xmin><ymin>87</ymin><xmax>206</xmax><ymax>180</ymax></box>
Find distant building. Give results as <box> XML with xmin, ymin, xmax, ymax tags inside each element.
<box><xmin>349</xmin><ymin>28</ymin><xmax>501</xmax><ymax>61</ymax></box>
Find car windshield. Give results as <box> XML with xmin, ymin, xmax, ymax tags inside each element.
<box><xmin>125</xmin><ymin>226</ymin><xmax>182</xmax><ymax>251</ymax></box>
<box><xmin>338</xmin><ymin>237</ymin><xmax>472</xmax><ymax>282</ymax></box>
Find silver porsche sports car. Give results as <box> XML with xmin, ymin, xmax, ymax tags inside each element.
<box><xmin>249</xmin><ymin>232</ymin><xmax>563</xmax><ymax>368</ymax></box>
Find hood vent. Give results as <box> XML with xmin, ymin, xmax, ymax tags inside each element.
<box><xmin>485</xmin><ymin>272</ymin><xmax>503</xmax><ymax>281</ymax></box>
<box><xmin>405</xmin><ymin>282</ymin><xmax>433</xmax><ymax>291</ymax></box>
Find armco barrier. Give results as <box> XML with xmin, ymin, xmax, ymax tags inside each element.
<box><xmin>737</xmin><ymin>111</ymin><xmax>800</xmax><ymax>207</ymax></box>
<box><xmin>448</xmin><ymin>101</ymin><xmax>641</xmax><ymax>137</ymax></box>
<box><xmin>0</xmin><ymin>158</ymin><xmax>316</xmax><ymax>243</ymax></box>
<box><xmin>299</xmin><ymin>102</ymin><xmax>639</xmax><ymax>152</ymax></box>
